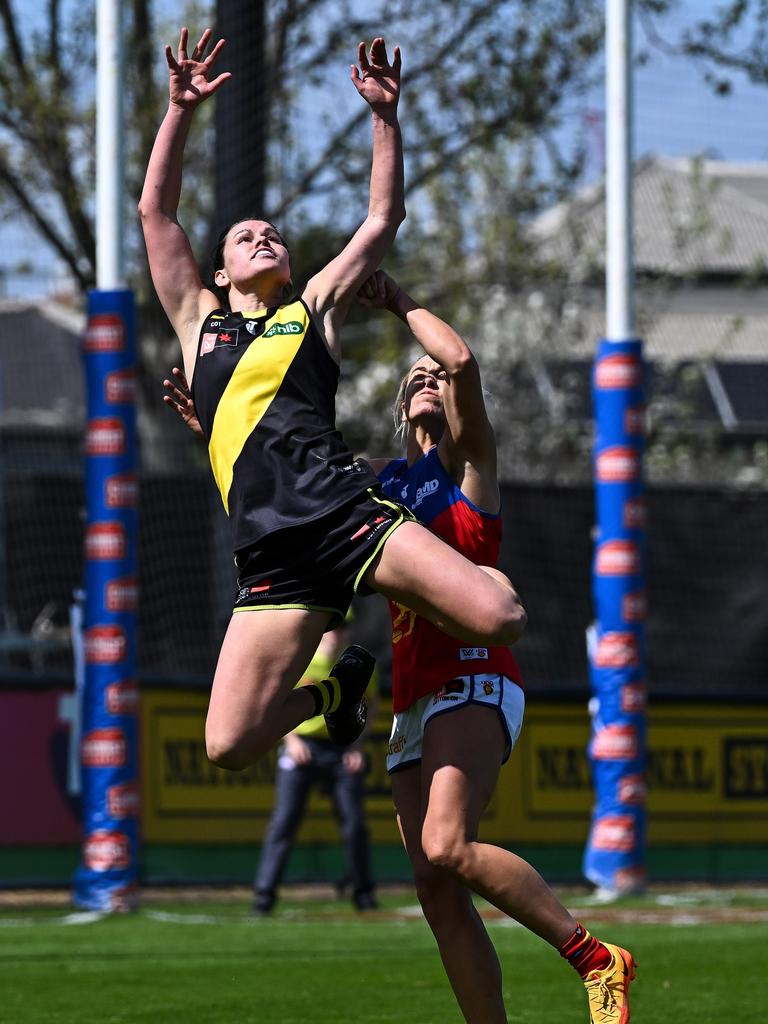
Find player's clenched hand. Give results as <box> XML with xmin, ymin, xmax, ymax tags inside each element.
<box><xmin>357</xmin><ymin>269</ymin><xmax>400</xmax><ymax>310</ymax></box>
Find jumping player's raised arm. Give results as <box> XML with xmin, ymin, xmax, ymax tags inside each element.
<box><xmin>303</xmin><ymin>38</ymin><xmax>404</xmax><ymax>360</ymax></box>
<box><xmin>358</xmin><ymin>270</ymin><xmax>499</xmax><ymax>511</ymax></box>
<box><xmin>138</xmin><ymin>28</ymin><xmax>231</xmax><ymax>378</ymax></box>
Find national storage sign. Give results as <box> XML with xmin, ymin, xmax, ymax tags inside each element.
<box><xmin>138</xmin><ymin>691</ymin><xmax>768</xmax><ymax>845</ymax></box>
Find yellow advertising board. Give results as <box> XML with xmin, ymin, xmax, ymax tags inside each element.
<box><xmin>140</xmin><ymin>690</ymin><xmax>768</xmax><ymax>845</ymax></box>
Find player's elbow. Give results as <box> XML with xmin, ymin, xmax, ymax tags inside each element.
<box><xmin>445</xmin><ymin>346</ymin><xmax>477</xmax><ymax>379</ymax></box>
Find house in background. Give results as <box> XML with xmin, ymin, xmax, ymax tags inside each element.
<box><xmin>531</xmin><ymin>156</ymin><xmax>768</xmax><ymax>424</ymax></box>
<box><xmin>470</xmin><ymin>157</ymin><xmax>768</xmax><ymax>486</ymax></box>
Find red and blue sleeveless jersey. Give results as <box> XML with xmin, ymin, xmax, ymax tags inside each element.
<box><xmin>377</xmin><ymin>446</ymin><xmax>523</xmax><ymax>712</ymax></box>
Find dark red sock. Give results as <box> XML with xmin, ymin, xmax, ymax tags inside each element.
<box><xmin>558</xmin><ymin>923</ymin><xmax>612</xmax><ymax>978</ymax></box>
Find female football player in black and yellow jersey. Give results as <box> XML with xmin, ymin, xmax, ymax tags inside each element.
<box><xmin>140</xmin><ymin>28</ymin><xmax>526</xmax><ymax>776</ymax></box>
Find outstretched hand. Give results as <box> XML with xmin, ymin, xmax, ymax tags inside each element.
<box><xmin>350</xmin><ymin>37</ymin><xmax>401</xmax><ymax>113</ymax></box>
<box><xmin>357</xmin><ymin>269</ymin><xmax>400</xmax><ymax>310</ymax></box>
<box><xmin>165</xmin><ymin>27</ymin><xmax>231</xmax><ymax>108</ymax></box>
<box><xmin>163</xmin><ymin>367</ymin><xmax>204</xmax><ymax>436</ymax></box>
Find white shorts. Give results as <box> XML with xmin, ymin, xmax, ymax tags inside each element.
<box><xmin>386</xmin><ymin>674</ymin><xmax>525</xmax><ymax>775</ymax></box>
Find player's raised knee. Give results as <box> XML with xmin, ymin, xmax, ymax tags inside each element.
<box><xmin>422</xmin><ymin>830</ymin><xmax>470</xmax><ymax>876</ymax></box>
<box><xmin>206</xmin><ymin>725</ymin><xmax>268</xmax><ymax>771</ymax></box>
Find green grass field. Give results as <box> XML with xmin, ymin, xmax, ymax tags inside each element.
<box><xmin>1</xmin><ymin>887</ymin><xmax>765</xmax><ymax>1023</ymax></box>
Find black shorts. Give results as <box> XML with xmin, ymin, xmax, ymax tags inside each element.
<box><xmin>232</xmin><ymin>488</ymin><xmax>415</xmax><ymax>628</ymax></box>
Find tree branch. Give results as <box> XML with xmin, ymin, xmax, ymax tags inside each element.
<box><xmin>0</xmin><ymin>0</ymin><xmax>29</xmax><ymax>83</ymax></box>
<box><xmin>0</xmin><ymin>156</ymin><xmax>89</xmax><ymax>289</ymax></box>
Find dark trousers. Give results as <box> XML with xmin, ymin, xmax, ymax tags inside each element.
<box><xmin>256</xmin><ymin>739</ymin><xmax>375</xmax><ymax>897</ymax></box>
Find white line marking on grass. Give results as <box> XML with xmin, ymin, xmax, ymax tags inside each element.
<box><xmin>144</xmin><ymin>909</ymin><xmax>243</xmax><ymax>925</ymax></box>
<box><xmin>0</xmin><ymin>911</ymin><xmax>106</xmax><ymax>927</ymax></box>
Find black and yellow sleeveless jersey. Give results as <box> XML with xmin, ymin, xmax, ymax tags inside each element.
<box><xmin>190</xmin><ymin>298</ymin><xmax>377</xmax><ymax>553</ymax></box>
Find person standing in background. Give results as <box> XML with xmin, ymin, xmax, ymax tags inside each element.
<box><xmin>254</xmin><ymin>620</ymin><xmax>379</xmax><ymax>915</ymax></box>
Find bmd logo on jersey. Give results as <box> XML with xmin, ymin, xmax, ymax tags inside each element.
<box><xmin>263</xmin><ymin>320</ymin><xmax>303</xmax><ymax>338</ymax></box>
<box><xmin>87</xmin><ymin>417</ymin><xmax>126</xmax><ymax>456</ymax></box>
<box><xmin>83</xmin><ymin>313</ymin><xmax>125</xmax><ymax>352</ymax></box>
<box><xmin>82</xmin><ymin>727</ymin><xmax>127</xmax><ymax>767</ymax></box>
<box><xmin>595</xmin><ymin>354</ymin><xmax>642</xmax><ymax>390</ymax></box>
<box><xmin>413</xmin><ymin>479</ymin><xmax>439</xmax><ymax>509</ymax></box>
<box><xmin>596</xmin><ymin>446</ymin><xmax>641</xmax><ymax>483</ymax></box>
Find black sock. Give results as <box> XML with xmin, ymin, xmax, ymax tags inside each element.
<box><xmin>302</xmin><ymin>676</ymin><xmax>341</xmax><ymax>716</ymax></box>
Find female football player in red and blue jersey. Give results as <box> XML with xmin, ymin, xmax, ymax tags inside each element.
<box><xmin>359</xmin><ymin>271</ymin><xmax>636</xmax><ymax>1024</ymax></box>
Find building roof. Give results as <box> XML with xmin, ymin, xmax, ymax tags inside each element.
<box><xmin>0</xmin><ymin>302</ymin><xmax>85</xmax><ymax>427</ymax></box>
<box><xmin>531</xmin><ymin>156</ymin><xmax>768</xmax><ymax>276</ymax></box>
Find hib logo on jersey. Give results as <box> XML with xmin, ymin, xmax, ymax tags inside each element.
<box><xmin>412</xmin><ymin>479</ymin><xmax>439</xmax><ymax>509</ymax></box>
<box><xmin>263</xmin><ymin>320</ymin><xmax>303</xmax><ymax>338</ymax></box>
<box><xmin>592</xmin><ymin>724</ymin><xmax>638</xmax><ymax>760</ymax></box>
<box><xmin>84</xmin><ymin>625</ymin><xmax>127</xmax><ymax>664</ymax></box>
<box><xmin>105</xmin><ymin>576</ymin><xmax>138</xmax><ymax>612</ymax></box>
<box><xmin>596</xmin><ymin>446</ymin><xmax>641</xmax><ymax>483</ymax></box>
<box><xmin>105</xmin><ymin>472</ymin><xmax>137</xmax><ymax>508</ymax></box>
<box><xmin>105</xmin><ymin>680</ymin><xmax>139</xmax><ymax>716</ymax></box>
<box><xmin>595</xmin><ymin>540</ymin><xmax>641</xmax><ymax>577</ymax></box>
<box><xmin>105</xmin><ymin>368</ymin><xmax>137</xmax><ymax>405</ymax></box>
<box><xmin>81</xmin><ymin>727</ymin><xmax>127</xmax><ymax>767</ymax></box>
<box><xmin>594</xmin><ymin>631</ymin><xmax>639</xmax><ymax>669</ymax></box>
<box><xmin>595</xmin><ymin>354</ymin><xmax>642</xmax><ymax>390</ymax></box>
<box><xmin>83</xmin><ymin>830</ymin><xmax>131</xmax><ymax>872</ymax></box>
<box><xmin>591</xmin><ymin>815</ymin><xmax>635</xmax><ymax>853</ymax></box>
<box><xmin>107</xmin><ymin>782</ymin><xmax>139</xmax><ymax>819</ymax></box>
<box><xmin>87</xmin><ymin>417</ymin><xmax>126</xmax><ymax>456</ymax></box>
<box><xmin>84</xmin><ymin>314</ymin><xmax>124</xmax><ymax>353</ymax></box>
<box><xmin>85</xmin><ymin>522</ymin><xmax>126</xmax><ymax>561</ymax></box>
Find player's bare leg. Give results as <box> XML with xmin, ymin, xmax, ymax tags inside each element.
<box><xmin>418</xmin><ymin>703</ymin><xmax>578</xmax><ymax>945</ymax></box>
<box><xmin>365</xmin><ymin>520</ymin><xmax>526</xmax><ymax>646</ymax></box>
<box><xmin>205</xmin><ymin>608</ymin><xmax>331</xmax><ymax>769</ymax></box>
<box><xmin>392</xmin><ymin>765</ymin><xmax>508</xmax><ymax>1024</ymax></box>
